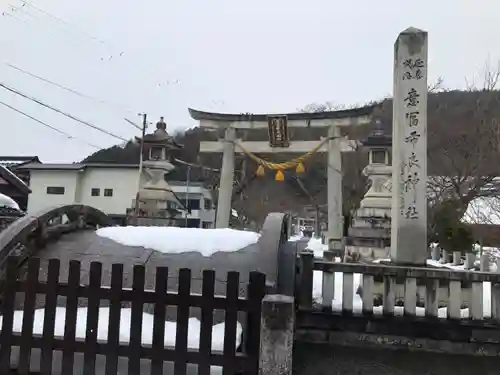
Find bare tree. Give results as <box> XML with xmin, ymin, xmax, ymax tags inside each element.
<box><xmin>427</xmin><ymin>60</ymin><xmax>500</xmax><ymax>242</ymax></box>
<box><xmin>462</xmin><ymin>196</ymin><xmax>500</xmax><ymax>225</ymax></box>
<box><xmin>300</xmin><ymin>101</ymin><xmax>347</xmax><ymax>113</ymax></box>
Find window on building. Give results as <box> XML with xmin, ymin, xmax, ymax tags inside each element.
<box><xmin>91</xmin><ymin>188</ymin><xmax>100</xmax><ymax>197</ymax></box>
<box><xmin>186</xmin><ymin>199</ymin><xmax>200</xmax><ymax>210</ymax></box>
<box><xmin>186</xmin><ymin>218</ymin><xmax>200</xmax><ymax>228</ymax></box>
<box><xmin>46</xmin><ymin>186</ymin><xmax>65</xmax><ymax>195</ymax></box>
<box><xmin>202</xmin><ymin>221</ymin><xmax>212</xmax><ymax>229</ymax></box>
<box><xmin>204</xmin><ymin>199</ymin><xmax>212</xmax><ymax>210</ymax></box>
<box><xmin>104</xmin><ymin>188</ymin><xmax>113</xmax><ymax>197</ymax></box>
<box><xmin>167</xmin><ymin>201</ymin><xmax>178</xmax><ymax>209</ymax></box>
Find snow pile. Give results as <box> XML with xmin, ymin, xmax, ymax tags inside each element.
<box><xmin>0</xmin><ymin>307</ymin><xmax>240</xmax><ymax>350</ymax></box>
<box><xmin>306</xmin><ymin>237</ymin><xmax>328</xmax><ymax>257</ymax></box>
<box><xmin>288</xmin><ymin>232</ymin><xmax>304</xmax><ymax>242</ymax></box>
<box><xmin>426</xmin><ymin>259</ymin><xmax>468</xmax><ymax>271</ymax></box>
<box><xmin>0</xmin><ymin>193</ymin><xmax>19</xmax><ymax>210</ymax></box>
<box><xmin>96</xmin><ymin>227</ymin><xmax>260</xmax><ymax>256</ymax></box>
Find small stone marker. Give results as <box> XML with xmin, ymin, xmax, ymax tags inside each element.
<box><xmin>465</xmin><ymin>253</ymin><xmax>476</xmax><ymax>269</ymax></box>
<box><xmin>390</xmin><ymin>27</ymin><xmax>428</xmax><ymax>265</ymax></box>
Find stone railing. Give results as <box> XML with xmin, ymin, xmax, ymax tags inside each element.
<box><xmin>0</xmin><ymin>204</ymin><xmax>112</xmax><ymax>279</ymax></box>
<box><xmin>297</xmin><ymin>251</ymin><xmax>500</xmax><ymax>322</ymax></box>
<box><xmin>429</xmin><ymin>247</ymin><xmax>500</xmax><ymax>272</ymax></box>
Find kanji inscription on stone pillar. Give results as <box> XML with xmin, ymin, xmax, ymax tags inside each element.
<box><xmin>390</xmin><ymin>27</ymin><xmax>428</xmax><ymax>265</ymax></box>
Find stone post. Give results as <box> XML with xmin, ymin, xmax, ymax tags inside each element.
<box><xmin>259</xmin><ymin>295</ymin><xmax>294</xmax><ymax>375</ymax></box>
<box><xmin>431</xmin><ymin>245</ymin><xmax>440</xmax><ymax>261</ymax></box>
<box><xmin>480</xmin><ymin>254</ymin><xmax>490</xmax><ymax>272</ymax></box>
<box><xmin>327</xmin><ymin>125</ymin><xmax>343</xmax><ymax>255</ymax></box>
<box><xmin>452</xmin><ymin>251</ymin><xmax>461</xmax><ymax>266</ymax></box>
<box><xmin>441</xmin><ymin>250</ymin><xmax>449</xmax><ymax>264</ymax></box>
<box><xmin>215</xmin><ymin>127</ymin><xmax>236</xmax><ymax>228</ymax></box>
<box><xmin>390</xmin><ymin>27</ymin><xmax>428</xmax><ymax>265</ymax></box>
<box><xmin>465</xmin><ymin>253</ymin><xmax>475</xmax><ymax>269</ymax></box>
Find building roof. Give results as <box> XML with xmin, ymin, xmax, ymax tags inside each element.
<box><xmin>188</xmin><ymin>104</ymin><xmax>377</xmax><ymax>122</ymax></box>
<box><xmin>17</xmin><ymin>163</ymin><xmax>139</xmax><ymax>171</ymax></box>
<box><xmin>0</xmin><ymin>165</ymin><xmax>31</xmax><ymax>195</ymax></box>
<box><xmin>0</xmin><ymin>156</ymin><xmax>40</xmax><ymax>169</ymax></box>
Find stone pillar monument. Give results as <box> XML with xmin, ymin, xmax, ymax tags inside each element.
<box><xmin>390</xmin><ymin>27</ymin><xmax>428</xmax><ymax>265</ymax></box>
<box><xmin>129</xmin><ymin>117</ymin><xmax>186</xmax><ymax>226</ymax></box>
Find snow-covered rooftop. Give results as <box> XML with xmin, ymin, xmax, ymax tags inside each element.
<box><xmin>0</xmin><ymin>193</ymin><xmax>19</xmax><ymax>210</ymax></box>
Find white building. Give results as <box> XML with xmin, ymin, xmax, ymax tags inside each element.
<box><xmin>18</xmin><ymin>163</ymin><xmax>216</xmax><ymax>228</ymax></box>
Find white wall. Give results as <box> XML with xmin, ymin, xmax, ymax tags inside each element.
<box><xmin>27</xmin><ymin>170</ymin><xmax>80</xmax><ymax>214</ymax></box>
<box><xmin>79</xmin><ymin>168</ymin><xmax>139</xmax><ymax>215</ymax></box>
<box><xmin>27</xmin><ymin>167</ymin><xmax>216</xmax><ymax>225</ymax></box>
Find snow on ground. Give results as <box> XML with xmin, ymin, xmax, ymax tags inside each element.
<box><xmin>96</xmin><ymin>226</ymin><xmax>260</xmax><ymax>256</ymax></box>
<box><xmin>288</xmin><ymin>234</ymin><xmax>302</xmax><ymax>242</ymax></box>
<box><xmin>426</xmin><ymin>259</ymin><xmax>467</xmax><ymax>271</ymax></box>
<box><xmin>288</xmin><ymin>231</ymin><xmax>304</xmax><ymax>242</ymax></box>
<box><xmin>0</xmin><ymin>307</ymin><xmax>239</xmax><ymax>373</ymax></box>
<box><xmin>0</xmin><ymin>192</ymin><xmax>19</xmax><ymax>210</ymax></box>
<box><xmin>0</xmin><ymin>307</ymin><xmax>239</xmax><ymax>350</ymax></box>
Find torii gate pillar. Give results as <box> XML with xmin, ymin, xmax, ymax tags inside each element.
<box><xmin>216</xmin><ymin>127</ymin><xmax>236</xmax><ymax>228</ymax></box>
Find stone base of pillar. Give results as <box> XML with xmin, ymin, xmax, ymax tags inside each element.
<box><xmin>326</xmin><ymin>236</ymin><xmax>344</xmax><ymax>259</ymax></box>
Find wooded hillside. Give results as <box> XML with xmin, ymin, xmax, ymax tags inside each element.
<box><xmin>83</xmin><ymin>89</ymin><xmax>500</xmax><ymax>226</ymax></box>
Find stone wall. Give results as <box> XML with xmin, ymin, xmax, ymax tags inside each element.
<box><xmin>293</xmin><ymin>342</ymin><xmax>500</xmax><ymax>375</ymax></box>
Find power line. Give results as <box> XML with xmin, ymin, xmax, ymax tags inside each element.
<box><xmin>4</xmin><ymin>2</ymin><xmax>184</xmax><ymax>113</ymax></box>
<box><xmin>1</xmin><ymin>9</ymin><xmax>82</xmax><ymax>46</ymax></box>
<box><xmin>0</xmin><ymin>81</ymin><xmax>129</xmax><ymax>142</ymax></box>
<box><xmin>0</xmin><ymin>99</ymin><xmax>101</xmax><ymax>149</ymax></box>
<box><xmin>8</xmin><ymin>3</ymin><xmax>37</xmax><ymax>21</ymax></box>
<box><xmin>6</xmin><ymin>3</ymin><xmax>102</xmax><ymax>49</ymax></box>
<box><xmin>17</xmin><ymin>0</ymin><xmax>110</xmax><ymax>47</ymax></box>
<box><xmin>5</xmin><ymin>62</ymin><xmax>138</xmax><ymax>117</ymax></box>
<box><xmin>4</xmin><ymin>3</ymin><xmax>182</xmax><ymax>95</ymax></box>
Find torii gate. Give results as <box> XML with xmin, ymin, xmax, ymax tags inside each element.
<box><xmin>189</xmin><ymin>107</ymin><xmax>374</xmax><ymax>251</ymax></box>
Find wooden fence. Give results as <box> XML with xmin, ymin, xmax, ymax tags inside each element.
<box><xmin>0</xmin><ymin>257</ymin><xmax>267</xmax><ymax>374</ymax></box>
<box><xmin>298</xmin><ymin>251</ymin><xmax>500</xmax><ymax>322</ymax></box>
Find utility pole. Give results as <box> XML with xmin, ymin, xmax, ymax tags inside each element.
<box><xmin>133</xmin><ymin>113</ymin><xmax>147</xmax><ymax>223</ymax></box>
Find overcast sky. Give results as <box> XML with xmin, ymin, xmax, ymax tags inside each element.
<box><xmin>0</xmin><ymin>0</ymin><xmax>498</xmax><ymax>162</ymax></box>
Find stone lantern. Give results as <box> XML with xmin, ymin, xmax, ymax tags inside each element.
<box><xmin>128</xmin><ymin>117</ymin><xmax>187</xmax><ymax>226</ymax></box>
<box><xmin>347</xmin><ymin>120</ymin><xmax>393</xmax><ymax>260</ymax></box>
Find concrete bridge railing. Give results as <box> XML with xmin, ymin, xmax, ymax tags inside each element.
<box><xmin>0</xmin><ymin>204</ymin><xmax>113</xmax><ymax>279</ymax></box>
<box><xmin>298</xmin><ymin>252</ymin><xmax>500</xmax><ymax>321</ymax></box>
<box><xmin>295</xmin><ymin>251</ymin><xmax>500</xmax><ymax>356</ymax></box>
